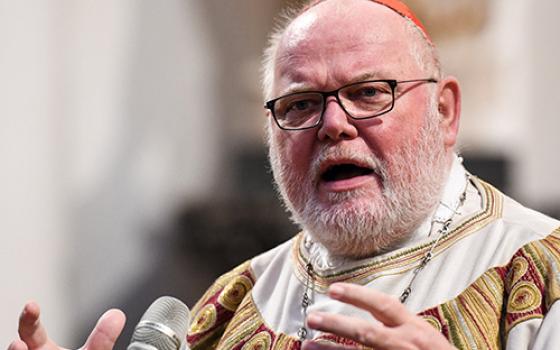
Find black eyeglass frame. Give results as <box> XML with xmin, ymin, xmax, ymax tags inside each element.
<box><xmin>265</xmin><ymin>78</ymin><xmax>438</xmax><ymax>131</ymax></box>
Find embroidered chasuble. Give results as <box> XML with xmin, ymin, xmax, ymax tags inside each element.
<box><xmin>187</xmin><ymin>161</ymin><xmax>560</xmax><ymax>350</ymax></box>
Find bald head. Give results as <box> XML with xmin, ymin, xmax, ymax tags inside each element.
<box><xmin>262</xmin><ymin>0</ymin><xmax>440</xmax><ymax>101</ymax></box>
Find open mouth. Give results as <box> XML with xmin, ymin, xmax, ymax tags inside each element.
<box><xmin>321</xmin><ymin>163</ymin><xmax>375</xmax><ymax>182</ymax></box>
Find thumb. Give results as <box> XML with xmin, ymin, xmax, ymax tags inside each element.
<box><xmin>83</xmin><ymin>309</ymin><xmax>126</xmax><ymax>350</ymax></box>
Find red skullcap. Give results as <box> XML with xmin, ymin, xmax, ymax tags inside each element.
<box><xmin>303</xmin><ymin>0</ymin><xmax>432</xmax><ymax>45</ymax></box>
<box><xmin>369</xmin><ymin>0</ymin><xmax>432</xmax><ymax>44</ymax></box>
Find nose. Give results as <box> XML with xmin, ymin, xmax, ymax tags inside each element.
<box><xmin>317</xmin><ymin>97</ymin><xmax>359</xmax><ymax>141</ymax></box>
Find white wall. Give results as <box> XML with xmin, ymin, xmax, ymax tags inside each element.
<box><xmin>521</xmin><ymin>0</ymin><xmax>560</xmax><ymax>207</ymax></box>
<box><xmin>0</xmin><ymin>0</ymin><xmax>219</xmax><ymax>346</ymax></box>
<box><xmin>439</xmin><ymin>0</ymin><xmax>560</xmax><ymax>207</ymax></box>
<box><xmin>0</xmin><ymin>0</ymin><xmax>70</xmax><ymax>345</ymax></box>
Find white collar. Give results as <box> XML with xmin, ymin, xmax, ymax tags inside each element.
<box><xmin>404</xmin><ymin>155</ymin><xmax>468</xmax><ymax>246</ymax></box>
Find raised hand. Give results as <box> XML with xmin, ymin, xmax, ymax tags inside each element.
<box><xmin>7</xmin><ymin>301</ymin><xmax>126</xmax><ymax>350</ymax></box>
<box><xmin>302</xmin><ymin>283</ymin><xmax>455</xmax><ymax>350</ymax></box>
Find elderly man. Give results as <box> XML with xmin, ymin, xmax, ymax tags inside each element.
<box><xmin>9</xmin><ymin>0</ymin><xmax>560</xmax><ymax>350</ymax></box>
<box><xmin>185</xmin><ymin>1</ymin><xmax>560</xmax><ymax>349</ymax></box>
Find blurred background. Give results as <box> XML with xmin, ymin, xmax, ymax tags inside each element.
<box><xmin>1</xmin><ymin>0</ymin><xmax>559</xmax><ymax>347</ymax></box>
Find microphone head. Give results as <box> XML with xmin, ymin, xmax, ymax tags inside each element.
<box><xmin>129</xmin><ymin>296</ymin><xmax>190</xmax><ymax>350</ymax></box>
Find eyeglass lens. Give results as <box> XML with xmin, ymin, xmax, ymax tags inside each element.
<box><xmin>273</xmin><ymin>81</ymin><xmax>394</xmax><ymax>129</ymax></box>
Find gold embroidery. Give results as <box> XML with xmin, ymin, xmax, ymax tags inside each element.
<box><xmin>422</xmin><ymin>315</ymin><xmax>442</xmax><ymax>332</ymax></box>
<box><xmin>271</xmin><ymin>333</ymin><xmax>298</xmax><ymax>350</ymax></box>
<box><xmin>427</xmin><ymin>226</ymin><xmax>560</xmax><ymax>348</ymax></box>
<box><xmin>508</xmin><ymin>281</ymin><xmax>542</xmax><ymax>314</ymax></box>
<box><xmin>241</xmin><ymin>331</ymin><xmax>272</xmax><ymax>350</ymax></box>
<box><xmin>190</xmin><ymin>304</ymin><xmax>218</xmax><ymax>335</ymax></box>
<box><xmin>188</xmin><ymin>261</ymin><xmax>256</xmax><ymax>350</ymax></box>
<box><xmin>218</xmin><ymin>275</ymin><xmax>254</xmax><ymax>311</ymax></box>
<box><xmin>510</xmin><ymin>257</ymin><xmax>528</xmax><ymax>285</ymax></box>
<box><xmin>218</xmin><ymin>296</ymin><xmax>262</xmax><ymax>350</ymax></box>
<box><xmin>191</xmin><ymin>260</ymin><xmax>253</xmax><ymax>316</ymax></box>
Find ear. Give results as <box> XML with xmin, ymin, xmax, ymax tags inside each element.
<box><xmin>437</xmin><ymin>76</ymin><xmax>461</xmax><ymax>149</ymax></box>
<box><xmin>265</xmin><ymin>109</ymin><xmax>276</xmax><ymax>129</ymax></box>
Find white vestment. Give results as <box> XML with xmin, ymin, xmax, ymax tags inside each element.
<box><xmin>188</xmin><ymin>158</ymin><xmax>560</xmax><ymax>350</ymax></box>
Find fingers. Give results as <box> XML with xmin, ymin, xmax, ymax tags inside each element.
<box><xmin>306</xmin><ymin>311</ymin><xmax>393</xmax><ymax>348</ymax></box>
<box><xmin>83</xmin><ymin>309</ymin><xmax>126</xmax><ymax>350</ymax></box>
<box><xmin>307</xmin><ymin>284</ymin><xmax>456</xmax><ymax>349</ymax></box>
<box><xmin>306</xmin><ymin>311</ymin><xmax>449</xmax><ymax>349</ymax></box>
<box><xmin>328</xmin><ymin>283</ymin><xmax>410</xmax><ymax>326</ymax></box>
<box><xmin>13</xmin><ymin>302</ymin><xmax>125</xmax><ymax>350</ymax></box>
<box><xmin>17</xmin><ymin>301</ymin><xmax>52</xmax><ymax>349</ymax></box>
<box><xmin>7</xmin><ymin>340</ymin><xmax>28</xmax><ymax>350</ymax></box>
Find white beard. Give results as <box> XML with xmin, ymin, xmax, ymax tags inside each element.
<box><xmin>268</xmin><ymin>101</ymin><xmax>449</xmax><ymax>258</ymax></box>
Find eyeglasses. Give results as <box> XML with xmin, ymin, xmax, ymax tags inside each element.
<box><xmin>265</xmin><ymin>78</ymin><xmax>437</xmax><ymax>131</ymax></box>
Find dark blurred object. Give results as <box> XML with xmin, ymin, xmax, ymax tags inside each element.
<box><xmin>541</xmin><ymin>207</ymin><xmax>560</xmax><ymax>219</ymax></box>
<box><xmin>462</xmin><ymin>153</ymin><xmax>559</xmax><ymax>218</ymax></box>
<box><xmin>104</xmin><ymin>147</ymin><xmax>297</xmax><ymax>350</ymax></box>
<box><xmin>176</xmin><ymin>198</ymin><xmax>295</xmax><ymax>267</ymax></box>
<box><xmin>462</xmin><ymin>153</ymin><xmax>510</xmax><ymax>194</ymax></box>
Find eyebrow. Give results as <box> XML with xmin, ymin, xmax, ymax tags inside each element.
<box><xmin>351</xmin><ymin>72</ymin><xmax>387</xmax><ymax>83</ymax></box>
<box><xmin>277</xmin><ymin>71</ymin><xmax>389</xmax><ymax>97</ymax></box>
<box><xmin>353</xmin><ymin>73</ymin><xmax>376</xmax><ymax>82</ymax></box>
<box><xmin>280</xmin><ymin>82</ymin><xmax>316</xmax><ymax>96</ymax></box>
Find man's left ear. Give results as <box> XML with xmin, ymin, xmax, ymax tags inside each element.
<box><xmin>437</xmin><ymin>76</ymin><xmax>461</xmax><ymax>148</ymax></box>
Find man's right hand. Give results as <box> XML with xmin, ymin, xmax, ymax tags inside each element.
<box><xmin>7</xmin><ymin>301</ymin><xmax>126</xmax><ymax>350</ymax></box>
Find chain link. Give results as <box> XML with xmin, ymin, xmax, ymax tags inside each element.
<box><xmin>299</xmin><ymin>263</ymin><xmax>314</xmax><ymax>341</ymax></box>
<box><xmin>399</xmin><ymin>175</ymin><xmax>469</xmax><ymax>304</ymax></box>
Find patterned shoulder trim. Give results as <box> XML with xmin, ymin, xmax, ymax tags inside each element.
<box><xmin>188</xmin><ymin>260</ymin><xmax>256</xmax><ymax>350</ymax></box>
<box><xmin>418</xmin><ymin>225</ymin><xmax>560</xmax><ymax>349</ymax></box>
<box><xmin>213</xmin><ymin>293</ymin><xmax>301</xmax><ymax>350</ymax></box>
<box><xmin>199</xmin><ymin>226</ymin><xmax>560</xmax><ymax>350</ymax></box>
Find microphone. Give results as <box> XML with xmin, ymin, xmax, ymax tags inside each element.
<box><xmin>127</xmin><ymin>296</ymin><xmax>191</xmax><ymax>350</ymax></box>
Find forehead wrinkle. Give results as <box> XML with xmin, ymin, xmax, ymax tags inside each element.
<box><xmin>275</xmin><ymin>49</ymin><xmax>398</xmax><ymax>93</ymax></box>
<box><xmin>275</xmin><ymin>67</ymin><xmax>326</xmax><ymax>96</ymax></box>
<box><xmin>275</xmin><ymin>41</ymin><xmax>393</xmax><ymax>80</ymax></box>
<box><xmin>274</xmin><ymin>51</ymin><xmax>329</xmax><ymax>94</ymax></box>
<box><xmin>277</xmin><ymin>17</ymin><xmax>402</xmax><ymax>79</ymax></box>
<box><xmin>276</xmin><ymin>54</ymin><xmax>323</xmax><ymax>80</ymax></box>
